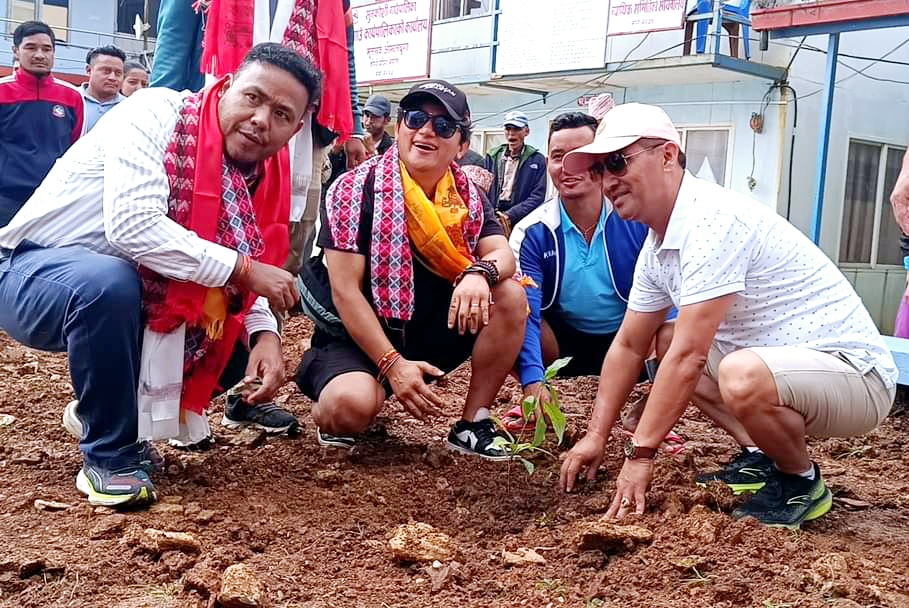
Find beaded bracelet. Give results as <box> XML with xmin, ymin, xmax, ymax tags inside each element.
<box><xmin>454</xmin><ymin>259</ymin><xmax>499</xmax><ymax>288</ymax></box>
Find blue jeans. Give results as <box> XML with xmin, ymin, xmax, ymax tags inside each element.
<box><xmin>150</xmin><ymin>0</ymin><xmax>205</xmax><ymax>92</ymax></box>
<box><xmin>0</xmin><ymin>243</ymin><xmax>143</xmax><ymax>468</ymax></box>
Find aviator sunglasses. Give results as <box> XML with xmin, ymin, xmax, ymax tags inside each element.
<box><xmin>602</xmin><ymin>143</ymin><xmax>665</xmax><ymax>176</ymax></box>
<box><xmin>400</xmin><ymin>109</ymin><xmax>461</xmax><ymax>139</ymax></box>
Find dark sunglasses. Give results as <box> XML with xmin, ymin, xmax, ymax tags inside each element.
<box><xmin>603</xmin><ymin>143</ymin><xmax>665</xmax><ymax>176</ymax></box>
<box><xmin>401</xmin><ymin>109</ymin><xmax>460</xmax><ymax>139</ymax></box>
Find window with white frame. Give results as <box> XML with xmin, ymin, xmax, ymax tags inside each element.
<box><xmin>680</xmin><ymin>127</ymin><xmax>731</xmax><ymax>187</ymax></box>
<box><xmin>839</xmin><ymin>140</ymin><xmax>906</xmax><ymax>266</ymax></box>
<box><xmin>470</xmin><ymin>129</ymin><xmax>507</xmax><ymax>156</ymax></box>
<box><xmin>435</xmin><ymin>0</ymin><xmax>491</xmax><ymax>21</ymax></box>
<box><xmin>117</xmin><ymin>0</ymin><xmax>159</xmax><ymax>38</ymax></box>
<box><xmin>9</xmin><ymin>0</ymin><xmax>69</xmax><ymax>42</ymax></box>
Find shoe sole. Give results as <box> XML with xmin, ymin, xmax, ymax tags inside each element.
<box><xmin>445</xmin><ymin>440</ymin><xmax>513</xmax><ymax>462</ymax></box>
<box><xmin>63</xmin><ymin>400</ymin><xmax>83</xmax><ymax>439</ymax></box>
<box><xmin>764</xmin><ymin>488</ymin><xmax>834</xmax><ymax>530</ymax></box>
<box><xmin>696</xmin><ymin>480</ymin><xmax>766</xmax><ymax>495</ymax></box>
<box><xmin>75</xmin><ymin>469</ymin><xmax>156</xmax><ymax>507</ymax></box>
<box><xmin>316</xmin><ymin>428</ymin><xmax>355</xmax><ymax>449</ymax></box>
<box><xmin>222</xmin><ymin>415</ymin><xmax>298</xmax><ymax>435</ymax></box>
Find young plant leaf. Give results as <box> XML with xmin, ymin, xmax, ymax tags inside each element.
<box><xmin>521</xmin><ymin>395</ymin><xmax>537</xmax><ymax>422</ymax></box>
<box><xmin>542</xmin><ymin>398</ymin><xmax>567</xmax><ymax>445</ymax></box>
<box><xmin>532</xmin><ymin>411</ymin><xmax>547</xmax><ymax>448</ymax></box>
<box><xmin>544</xmin><ymin>356</ymin><xmax>573</xmax><ymax>382</ymax></box>
<box><xmin>519</xmin><ymin>457</ymin><xmax>535</xmax><ymax>475</ymax></box>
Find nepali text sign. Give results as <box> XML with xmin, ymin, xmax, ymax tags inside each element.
<box><xmin>607</xmin><ymin>0</ymin><xmax>687</xmax><ymax>35</ymax></box>
<box><xmin>495</xmin><ymin>0</ymin><xmax>610</xmax><ymax>75</ymax></box>
<box><xmin>351</xmin><ymin>0</ymin><xmax>432</xmax><ymax>84</ymax></box>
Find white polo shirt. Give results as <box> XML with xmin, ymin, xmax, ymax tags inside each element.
<box><xmin>628</xmin><ymin>172</ymin><xmax>898</xmax><ymax>389</ymax></box>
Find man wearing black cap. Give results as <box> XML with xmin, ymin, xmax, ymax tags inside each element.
<box><xmin>295</xmin><ymin>80</ymin><xmax>527</xmax><ymax>460</ymax></box>
<box><xmin>325</xmin><ymin>94</ymin><xmax>394</xmax><ymax>190</ymax></box>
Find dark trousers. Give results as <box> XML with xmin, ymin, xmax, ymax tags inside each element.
<box><xmin>0</xmin><ymin>243</ymin><xmax>250</xmax><ymax>468</ymax></box>
<box><xmin>0</xmin><ymin>193</ymin><xmax>25</xmax><ymax>229</ymax></box>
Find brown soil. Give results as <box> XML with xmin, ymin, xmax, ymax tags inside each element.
<box><xmin>1</xmin><ymin>318</ymin><xmax>909</xmax><ymax>608</ymax></box>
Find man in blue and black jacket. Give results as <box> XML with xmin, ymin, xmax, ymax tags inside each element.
<box><xmin>504</xmin><ymin>112</ymin><xmax>654</xmax><ymax>430</ymax></box>
<box><xmin>0</xmin><ymin>21</ymin><xmax>83</xmax><ymax>228</ymax></box>
<box><xmin>485</xmin><ymin>111</ymin><xmax>548</xmax><ymax>235</ymax></box>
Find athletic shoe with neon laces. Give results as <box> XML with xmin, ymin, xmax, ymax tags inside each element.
<box><xmin>222</xmin><ymin>395</ymin><xmax>300</xmax><ymax>435</ymax></box>
<box><xmin>76</xmin><ymin>463</ymin><xmax>158</xmax><ymax>507</ymax></box>
<box><xmin>696</xmin><ymin>448</ymin><xmax>774</xmax><ymax>494</ymax></box>
<box><xmin>731</xmin><ymin>462</ymin><xmax>832</xmax><ymax>529</ymax></box>
<box><xmin>64</xmin><ymin>400</ymin><xmax>164</xmax><ymax>473</ymax></box>
<box><xmin>446</xmin><ymin>418</ymin><xmax>511</xmax><ymax>461</ymax></box>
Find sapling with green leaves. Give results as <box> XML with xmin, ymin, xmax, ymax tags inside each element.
<box><xmin>492</xmin><ymin>357</ymin><xmax>572</xmax><ymax>474</ymax></box>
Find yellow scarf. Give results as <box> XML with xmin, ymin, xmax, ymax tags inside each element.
<box><xmin>401</xmin><ymin>162</ymin><xmax>474</xmax><ymax>281</ymax></box>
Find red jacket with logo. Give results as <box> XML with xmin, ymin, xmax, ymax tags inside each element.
<box><xmin>0</xmin><ymin>68</ymin><xmax>84</xmax><ymax>209</ymax></box>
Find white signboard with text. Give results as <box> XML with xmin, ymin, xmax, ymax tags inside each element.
<box><xmin>495</xmin><ymin>0</ymin><xmax>610</xmax><ymax>75</ymax></box>
<box><xmin>351</xmin><ymin>0</ymin><xmax>432</xmax><ymax>84</ymax></box>
<box><xmin>607</xmin><ymin>0</ymin><xmax>687</xmax><ymax>35</ymax></box>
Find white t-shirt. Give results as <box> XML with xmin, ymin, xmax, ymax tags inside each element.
<box><xmin>628</xmin><ymin>172</ymin><xmax>898</xmax><ymax>389</ymax></box>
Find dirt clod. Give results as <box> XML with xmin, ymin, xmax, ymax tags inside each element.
<box><xmin>141</xmin><ymin>529</ymin><xmax>202</xmax><ymax>555</ymax></box>
<box><xmin>577</xmin><ymin>519</ymin><xmax>654</xmax><ymax>553</ymax></box>
<box><xmin>389</xmin><ymin>522</ymin><xmax>458</xmax><ymax>562</ymax></box>
<box><xmin>501</xmin><ymin>547</ymin><xmax>546</xmax><ymax>566</ymax></box>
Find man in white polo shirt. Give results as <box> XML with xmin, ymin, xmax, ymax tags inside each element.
<box><xmin>557</xmin><ymin>103</ymin><xmax>897</xmax><ymax>530</ymax></box>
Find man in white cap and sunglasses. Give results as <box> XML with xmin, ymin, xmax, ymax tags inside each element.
<box><xmin>558</xmin><ymin>102</ymin><xmax>896</xmax><ymax>530</ymax></box>
<box><xmin>294</xmin><ymin>80</ymin><xmax>527</xmax><ymax>459</ymax></box>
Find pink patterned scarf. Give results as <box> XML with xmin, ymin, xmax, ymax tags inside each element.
<box><xmin>325</xmin><ymin>144</ymin><xmax>485</xmax><ymax>321</ymax></box>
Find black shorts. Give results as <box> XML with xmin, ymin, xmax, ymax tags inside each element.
<box><xmin>543</xmin><ymin>312</ymin><xmax>618</xmax><ymax>378</ymax></box>
<box><xmin>295</xmin><ymin>275</ymin><xmax>477</xmax><ymax>402</ymax></box>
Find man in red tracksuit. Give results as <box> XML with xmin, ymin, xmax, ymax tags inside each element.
<box><xmin>0</xmin><ymin>21</ymin><xmax>84</xmax><ymax>228</ymax></box>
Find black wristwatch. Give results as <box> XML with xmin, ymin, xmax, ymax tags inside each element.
<box><xmin>623</xmin><ymin>439</ymin><xmax>658</xmax><ymax>460</ymax></box>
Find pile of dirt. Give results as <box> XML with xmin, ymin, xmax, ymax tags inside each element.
<box><xmin>1</xmin><ymin>318</ymin><xmax>908</xmax><ymax>607</ymax></box>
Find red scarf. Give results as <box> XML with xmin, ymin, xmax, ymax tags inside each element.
<box><xmin>325</xmin><ymin>144</ymin><xmax>484</xmax><ymax>321</ymax></box>
<box><xmin>201</xmin><ymin>0</ymin><xmax>353</xmax><ymax>140</ymax></box>
<box><xmin>141</xmin><ymin>76</ymin><xmax>290</xmax><ymax>414</ymax></box>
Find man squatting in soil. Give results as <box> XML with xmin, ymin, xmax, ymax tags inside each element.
<box><xmin>558</xmin><ymin>103</ymin><xmax>897</xmax><ymax>530</ymax></box>
<box><xmin>295</xmin><ymin>80</ymin><xmax>528</xmax><ymax>459</ymax></box>
<box><xmin>0</xmin><ymin>43</ymin><xmax>318</xmax><ymax>507</ymax></box>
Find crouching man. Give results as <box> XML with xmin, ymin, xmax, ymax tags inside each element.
<box><xmin>0</xmin><ymin>44</ymin><xmax>319</xmax><ymax>507</ymax></box>
<box><xmin>295</xmin><ymin>80</ymin><xmax>527</xmax><ymax>458</ymax></box>
<box><xmin>558</xmin><ymin>103</ymin><xmax>897</xmax><ymax>529</ymax></box>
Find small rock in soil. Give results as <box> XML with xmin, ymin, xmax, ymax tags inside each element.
<box><xmin>834</xmin><ymin>497</ymin><xmax>872</xmax><ymax>510</ymax></box>
<box><xmin>89</xmin><ymin>515</ymin><xmax>126</xmax><ymax>540</ymax></box>
<box><xmin>141</xmin><ymin>528</ymin><xmax>202</xmax><ymax>555</ymax></box>
<box><xmin>149</xmin><ymin>502</ymin><xmax>185</xmax><ymax>515</ymax></box>
<box><xmin>33</xmin><ymin>499</ymin><xmax>71</xmax><ymax>511</ymax></box>
<box><xmin>194</xmin><ymin>509</ymin><xmax>218</xmax><ymax>524</ymax></box>
<box><xmin>502</xmin><ymin>547</ymin><xmax>547</xmax><ymax>566</ymax></box>
<box><xmin>669</xmin><ymin>555</ymin><xmax>707</xmax><ymax>571</ymax></box>
<box><xmin>228</xmin><ymin>428</ymin><xmax>267</xmax><ymax>449</ymax></box>
<box><xmin>811</xmin><ymin>553</ymin><xmax>850</xmax><ymax>582</ymax></box>
<box><xmin>0</xmin><ymin>414</ymin><xmax>15</xmax><ymax>427</ymax></box>
<box><xmin>11</xmin><ymin>453</ymin><xmax>42</xmax><ymax>465</ymax></box>
<box><xmin>389</xmin><ymin>522</ymin><xmax>458</xmax><ymax>562</ymax></box>
<box><xmin>218</xmin><ymin>563</ymin><xmax>266</xmax><ymax>608</ymax></box>
<box><xmin>183</xmin><ymin>563</ymin><xmax>220</xmax><ymax>599</ymax></box>
<box><xmin>577</xmin><ymin>519</ymin><xmax>654</xmax><ymax>553</ymax></box>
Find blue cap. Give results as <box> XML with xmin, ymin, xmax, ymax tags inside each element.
<box><xmin>503</xmin><ymin>111</ymin><xmax>529</xmax><ymax>129</ymax></box>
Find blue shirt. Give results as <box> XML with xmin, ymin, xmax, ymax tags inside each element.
<box><xmin>81</xmin><ymin>84</ymin><xmax>124</xmax><ymax>132</ymax></box>
<box><xmin>557</xmin><ymin>199</ymin><xmax>627</xmax><ymax>334</ymax></box>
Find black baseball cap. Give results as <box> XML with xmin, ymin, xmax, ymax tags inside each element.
<box><xmin>399</xmin><ymin>79</ymin><xmax>471</xmax><ymax>126</ymax></box>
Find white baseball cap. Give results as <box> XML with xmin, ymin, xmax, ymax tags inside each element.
<box><xmin>564</xmin><ymin>103</ymin><xmax>681</xmax><ymax>174</ymax></box>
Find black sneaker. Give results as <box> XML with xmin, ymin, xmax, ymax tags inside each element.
<box><xmin>446</xmin><ymin>418</ymin><xmax>510</xmax><ymax>461</ymax></box>
<box><xmin>138</xmin><ymin>442</ymin><xmax>165</xmax><ymax>473</ymax></box>
<box><xmin>316</xmin><ymin>426</ymin><xmax>356</xmax><ymax>449</ymax></box>
<box><xmin>732</xmin><ymin>462</ymin><xmax>833</xmax><ymax>529</ymax></box>
<box><xmin>696</xmin><ymin>449</ymin><xmax>774</xmax><ymax>494</ymax></box>
<box><xmin>222</xmin><ymin>395</ymin><xmax>300</xmax><ymax>435</ymax></box>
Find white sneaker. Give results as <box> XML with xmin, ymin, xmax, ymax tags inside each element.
<box><xmin>62</xmin><ymin>400</ymin><xmax>84</xmax><ymax>439</ymax></box>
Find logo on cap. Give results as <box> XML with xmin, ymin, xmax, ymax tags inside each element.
<box><xmin>51</xmin><ymin>104</ymin><xmax>65</xmax><ymax>118</ymax></box>
<box><xmin>419</xmin><ymin>82</ymin><xmax>456</xmax><ymax>97</ymax></box>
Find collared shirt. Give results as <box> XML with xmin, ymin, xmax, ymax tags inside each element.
<box><xmin>0</xmin><ymin>87</ymin><xmax>277</xmax><ymax>337</ymax></box>
<box><xmin>557</xmin><ymin>199</ymin><xmax>625</xmax><ymax>334</ymax></box>
<box><xmin>628</xmin><ymin>171</ymin><xmax>897</xmax><ymax>388</ymax></box>
<box><xmin>498</xmin><ymin>145</ymin><xmax>523</xmax><ymax>202</ymax></box>
<box><xmin>80</xmin><ymin>83</ymin><xmax>125</xmax><ymax>132</ymax></box>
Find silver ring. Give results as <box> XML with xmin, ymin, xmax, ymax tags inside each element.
<box><xmin>620</xmin><ymin>497</ymin><xmax>631</xmax><ymax>508</ymax></box>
